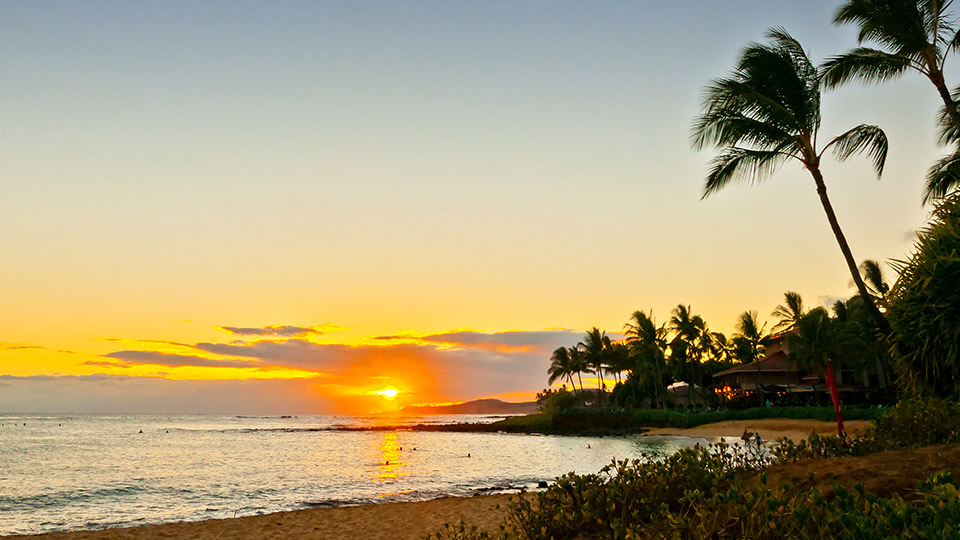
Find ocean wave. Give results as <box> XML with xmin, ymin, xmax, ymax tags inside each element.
<box><xmin>0</xmin><ymin>485</ymin><xmax>196</xmax><ymax>512</ymax></box>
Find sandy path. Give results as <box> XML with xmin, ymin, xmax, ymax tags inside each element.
<box><xmin>642</xmin><ymin>418</ymin><xmax>872</xmax><ymax>443</ymax></box>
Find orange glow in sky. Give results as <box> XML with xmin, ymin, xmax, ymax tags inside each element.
<box><xmin>0</xmin><ymin>2</ymin><xmax>934</xmax><ymax>416</ymax></box>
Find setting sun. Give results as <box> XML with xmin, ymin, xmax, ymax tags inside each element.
<box><xmin>375</xmin><ymin>388</ymin><xmax>400</xmax><ymax>400</ymax></box>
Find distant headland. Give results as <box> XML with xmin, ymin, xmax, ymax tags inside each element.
<box><xmin>401</xmin><ymin>398</ymin><xmax>538</xmax><ymax>415</ymax></box>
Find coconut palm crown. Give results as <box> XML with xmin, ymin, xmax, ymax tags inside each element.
<box><xmin>824</xmin><ymin>0</ymin><xmax>960</xmax><ymax>202</ymax></box>
<box><xmin>692</xmin><ymin>28</ymin><xmax>892</xmax><ymax>335</ymax></box>
<box><xmin>823</xmin><ymin>0</ymin><xmax>960</xmax><ymax>121</ymax></box>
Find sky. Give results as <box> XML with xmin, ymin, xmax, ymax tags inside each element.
<box><xmin>0</xmin><ymin>1</ymin><xmax>947</xmax><ymax>414</ymax></box>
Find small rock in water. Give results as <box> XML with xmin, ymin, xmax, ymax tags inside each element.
<box><xmin>537</xmin><ymin>481</ymin><xmax>548</xmax><ymax>488</ymax></box>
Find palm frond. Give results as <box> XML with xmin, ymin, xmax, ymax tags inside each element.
<box><xmin>737</xmin><ymin>34</ymin><xmax>820</xmax><ymax>133</ymax></box>
<box><xmin>925</xmin><ymin>145</ymin><xmax>960</xmax><ymax>202</ymax></box>
<box><xmin>702</xmin><ymin>148</ymin><xmax>790</xmax><ymax>199</ymax></box>
<box><xmin>819</xmin><ymin>48</ymin><xmax>914</xmax><ymax>88</ymax></box>
<box><xmin>823</xmin><ymin>124</ymin><xmax>888</xmax><ymax>177</ymax></box>
<box><xmin>772</xmin><ymin>291</ymin><xmax>805</xmax><ymax>332</ymax></box>
<box><xmin>691</xmin><ymin>112</ymin><xmax>795</xmax><ymax>151</ymax></box>
<box><xmin>835</xmin><ymin>0</ymin><xmax>934</xmax><ymax>55</ymax></box>
<box><xmin>860</xmin><ymin>259</ymin><xmax>890</xmax><ymax>296</ymax></box>
<box><xmin>697</xmin><ymin>77</ymin><xmax>803</xmax><ymax>138</ymax></box>
<box><xmin>936</xmin><ymin>86</ymin><xmax>960</xmax><ymax>143</ymax></box>
<box><xmin>948</xmin><ymin>21</ymin><xmax>960</xmax><ymax>52</ymax></box>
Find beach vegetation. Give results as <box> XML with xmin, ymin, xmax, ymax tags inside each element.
<box><xmin>887</xmin><ymin>193</ymin><xmax>960</xmax><ymax>398</ymax></box>
<box><xmin>430</xmin><ymin>439</ymin><xmax>960</xmax><ymax>539</ymax></box>
<box><xmin>535</xmin><ymin>387</ymin><xmax>579</xmax><ymax>414</ymax></box>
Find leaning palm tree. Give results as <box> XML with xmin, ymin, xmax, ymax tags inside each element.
<box><xmin>822</xmin><ymin>0</ymin><xmax>960</xmax><ymax>201</ymax></box>
<box><xmin>772</xmin><ymin>291</ymin><xmax>805</xmax><ymax>333</ymax></box>
<box><xmin>692</xmin><ymin>28</ymin><xmax>892</xmax><ymax>336</ymax></box>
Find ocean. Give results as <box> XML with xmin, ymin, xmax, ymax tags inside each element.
<box><xmin>0</xmin><ymin>413</ymin><xmax>697</xmax><ymax>536</ymax></box>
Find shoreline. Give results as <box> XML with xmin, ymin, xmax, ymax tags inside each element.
<box><xmin>7</xmin><ymin>418</ymin><xmax>870</xmax><ymax>539</ymax></box>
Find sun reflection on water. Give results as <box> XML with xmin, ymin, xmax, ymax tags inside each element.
<box><xmin>376</xmin><ymin>431</ymin><xmax>404</xmax><ymax>483</ymax></box>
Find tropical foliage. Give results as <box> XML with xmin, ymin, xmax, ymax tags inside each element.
<box><xmin>432</xmin><ymin>444</ymin><xmax>960</xmax><ymax>539</ymax></box>
<box><xmin>887</xmin><ymin>193</ymin><xmax>960</xmax><ymax>397</ymax></box>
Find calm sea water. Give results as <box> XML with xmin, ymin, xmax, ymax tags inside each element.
<box><xmin>0</xmin><ymin>413</ymin><xmax>697</xmax><ymax>536</ymax></box>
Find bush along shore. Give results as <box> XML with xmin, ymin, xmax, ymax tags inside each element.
<box><xmin>427</xmin><ymin>398</ymin><xmax>960</xmax><ymax>539</ymax></box>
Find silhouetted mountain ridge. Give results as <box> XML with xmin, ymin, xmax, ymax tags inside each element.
<box><xmin>402</xmin><ymin>398</ymin><xmax>537</xmax><ymax>415</ymax></box>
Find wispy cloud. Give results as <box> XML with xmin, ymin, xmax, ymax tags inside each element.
<box><xmin>83</xmin><ymin>360</ymin><xmax>131</xmax><ymax>369</ymax></box>
<box><xmin>420</xmin><ymin>329</ymin><xmax>583</xmax><ymax>352</ymax></box>
<box><xmin>216</xmin><ymin>324</ymin><xmax>345</xmax><ymax>338</ymax></box>
<box><xmin>0</xmin><ymin>342</ymin><xmax>46</xmax><ymax>351</ymax></box>
<box><xmin>103</xmin><ymin>351</ymin><xmax>263</xmax><ymax>369</ymax></box>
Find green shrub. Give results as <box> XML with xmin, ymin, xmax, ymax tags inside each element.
<box><xmin>773</xmin><ymin>397</ymin><xmax>960</xmax><ymax>462</ymax></box>
<box><xmin>870</xmin><ymin>396</ymin><xmax>960</xmax><ymax>447</ymax></box>
<box><xmin>539</xmin><ymin>388</ymin><xmax>579</xmax><ymax>414</ymax></box>
<box><xmin>430</xmin><ymin>457</ymin><xmax>960</xmax><ymax>539</ymax></box>
<box><xmin>431</xmin><ymin>398</ymin><xmax>960</xmax><ymax>539</ymax></box>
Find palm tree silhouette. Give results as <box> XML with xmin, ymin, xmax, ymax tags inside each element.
<box><xmin>580</xmin><ymin>328</ymin><xmax>610</xmax><ymax>407</ymax></box>
<box><xmin>669</xmin><ymin>305</ymin><xmax>711</xmax><ymax>405</ymax></box>
<box><xmin>823</xmin><ymin>0</ymin><xmax>960</xmax><ymax>201</ymax></box>
<box><xmin>772</xmin><ymin>291</ymin><xmax>805</xmax><ymax>333</ymax></box>
<box><xmin>568</xmin><ymin>346</ymin><xmax>589</xmax><ymax>407</ymax></box>
<box><xmin>788</xmin><ymin>307</ymin><xmax>846</xmax><ymax>436</ymax></box>
<box><xmin>732</xmin><ymin>311</ymin><xmax>769</xmax><ymax>401</ymax></box>
<box><xmin>625</xmin><ymin>310</ymin><xmax>669</xmax><ymax>408</ymax></box>
<box><xmin>692</xmin><ymin>28</ymin><xmax>892</xmax><ymax>336</ymax></box>
<box><xmin>548</xmin><ymin>346</ymin><xmax>578</xmax><ymax>393</ymax></box>
<box><xmin>823</xmin><ymin>0</ymin><xmax>960</xmax><ymax>123</ymax></box>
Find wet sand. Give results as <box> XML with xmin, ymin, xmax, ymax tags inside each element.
<box><xmin>8</xmin><ymin>494</ymin><xmax>521</xmax><ymax>540</ymax></box>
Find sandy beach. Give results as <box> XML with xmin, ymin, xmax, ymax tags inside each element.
<box><xmin>641</xmin><ymin>418</ymin><xmax>872</xmax><ymax>443</ymax></box>
<box><xmin>9</xmin><ymin>419</ymin><xmax>867</xmax><ymax>540</ymax></box>
<box><xmin>7</xmin><ymin>494</ymin><xmax>520</xmax><ymax>540</ymax></box>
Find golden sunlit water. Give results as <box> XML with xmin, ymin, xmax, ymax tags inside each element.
<box><xmin>0</xmin><ymin>413</ymin><xmax>695</xmax><ymax>536</ymax></box>
<box><xmin>375</xmin><ymin>431</ymin><xmax>405</xmax><ymax>483</ymax></box>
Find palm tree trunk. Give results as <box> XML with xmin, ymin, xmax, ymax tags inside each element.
<box><xmin>597</xmin><ymin>371</ymin><xmax>605</xmax><ymax>408</ymax></box>
<box><xmin>755</xmin><ymin>356</ymin><xmax>764</xmax><ymax>402</ymax></box>
<box><xmin>809</xmin><ymin>167</ymin><xmax>892</xmax><ymax>336</ymax></box>
<box><xmin>930</xmin><ymin>70</ymin><xmax>960</xmax><ymax>127</ymax></box>
<box><xmin>654</xmin><ymin>359</ymin><xmax>664</xmax><ymax>409</ymax></box>
<box><xmin>576</xmin><ymin>372</ymin><xmax>586</xmax><ymax>408</ymax></box>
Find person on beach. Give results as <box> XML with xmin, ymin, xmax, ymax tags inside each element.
<box><xmin>754</xmin><ymin>433</ymin><xmax>762</xmax><ymax>448</ymax></box>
